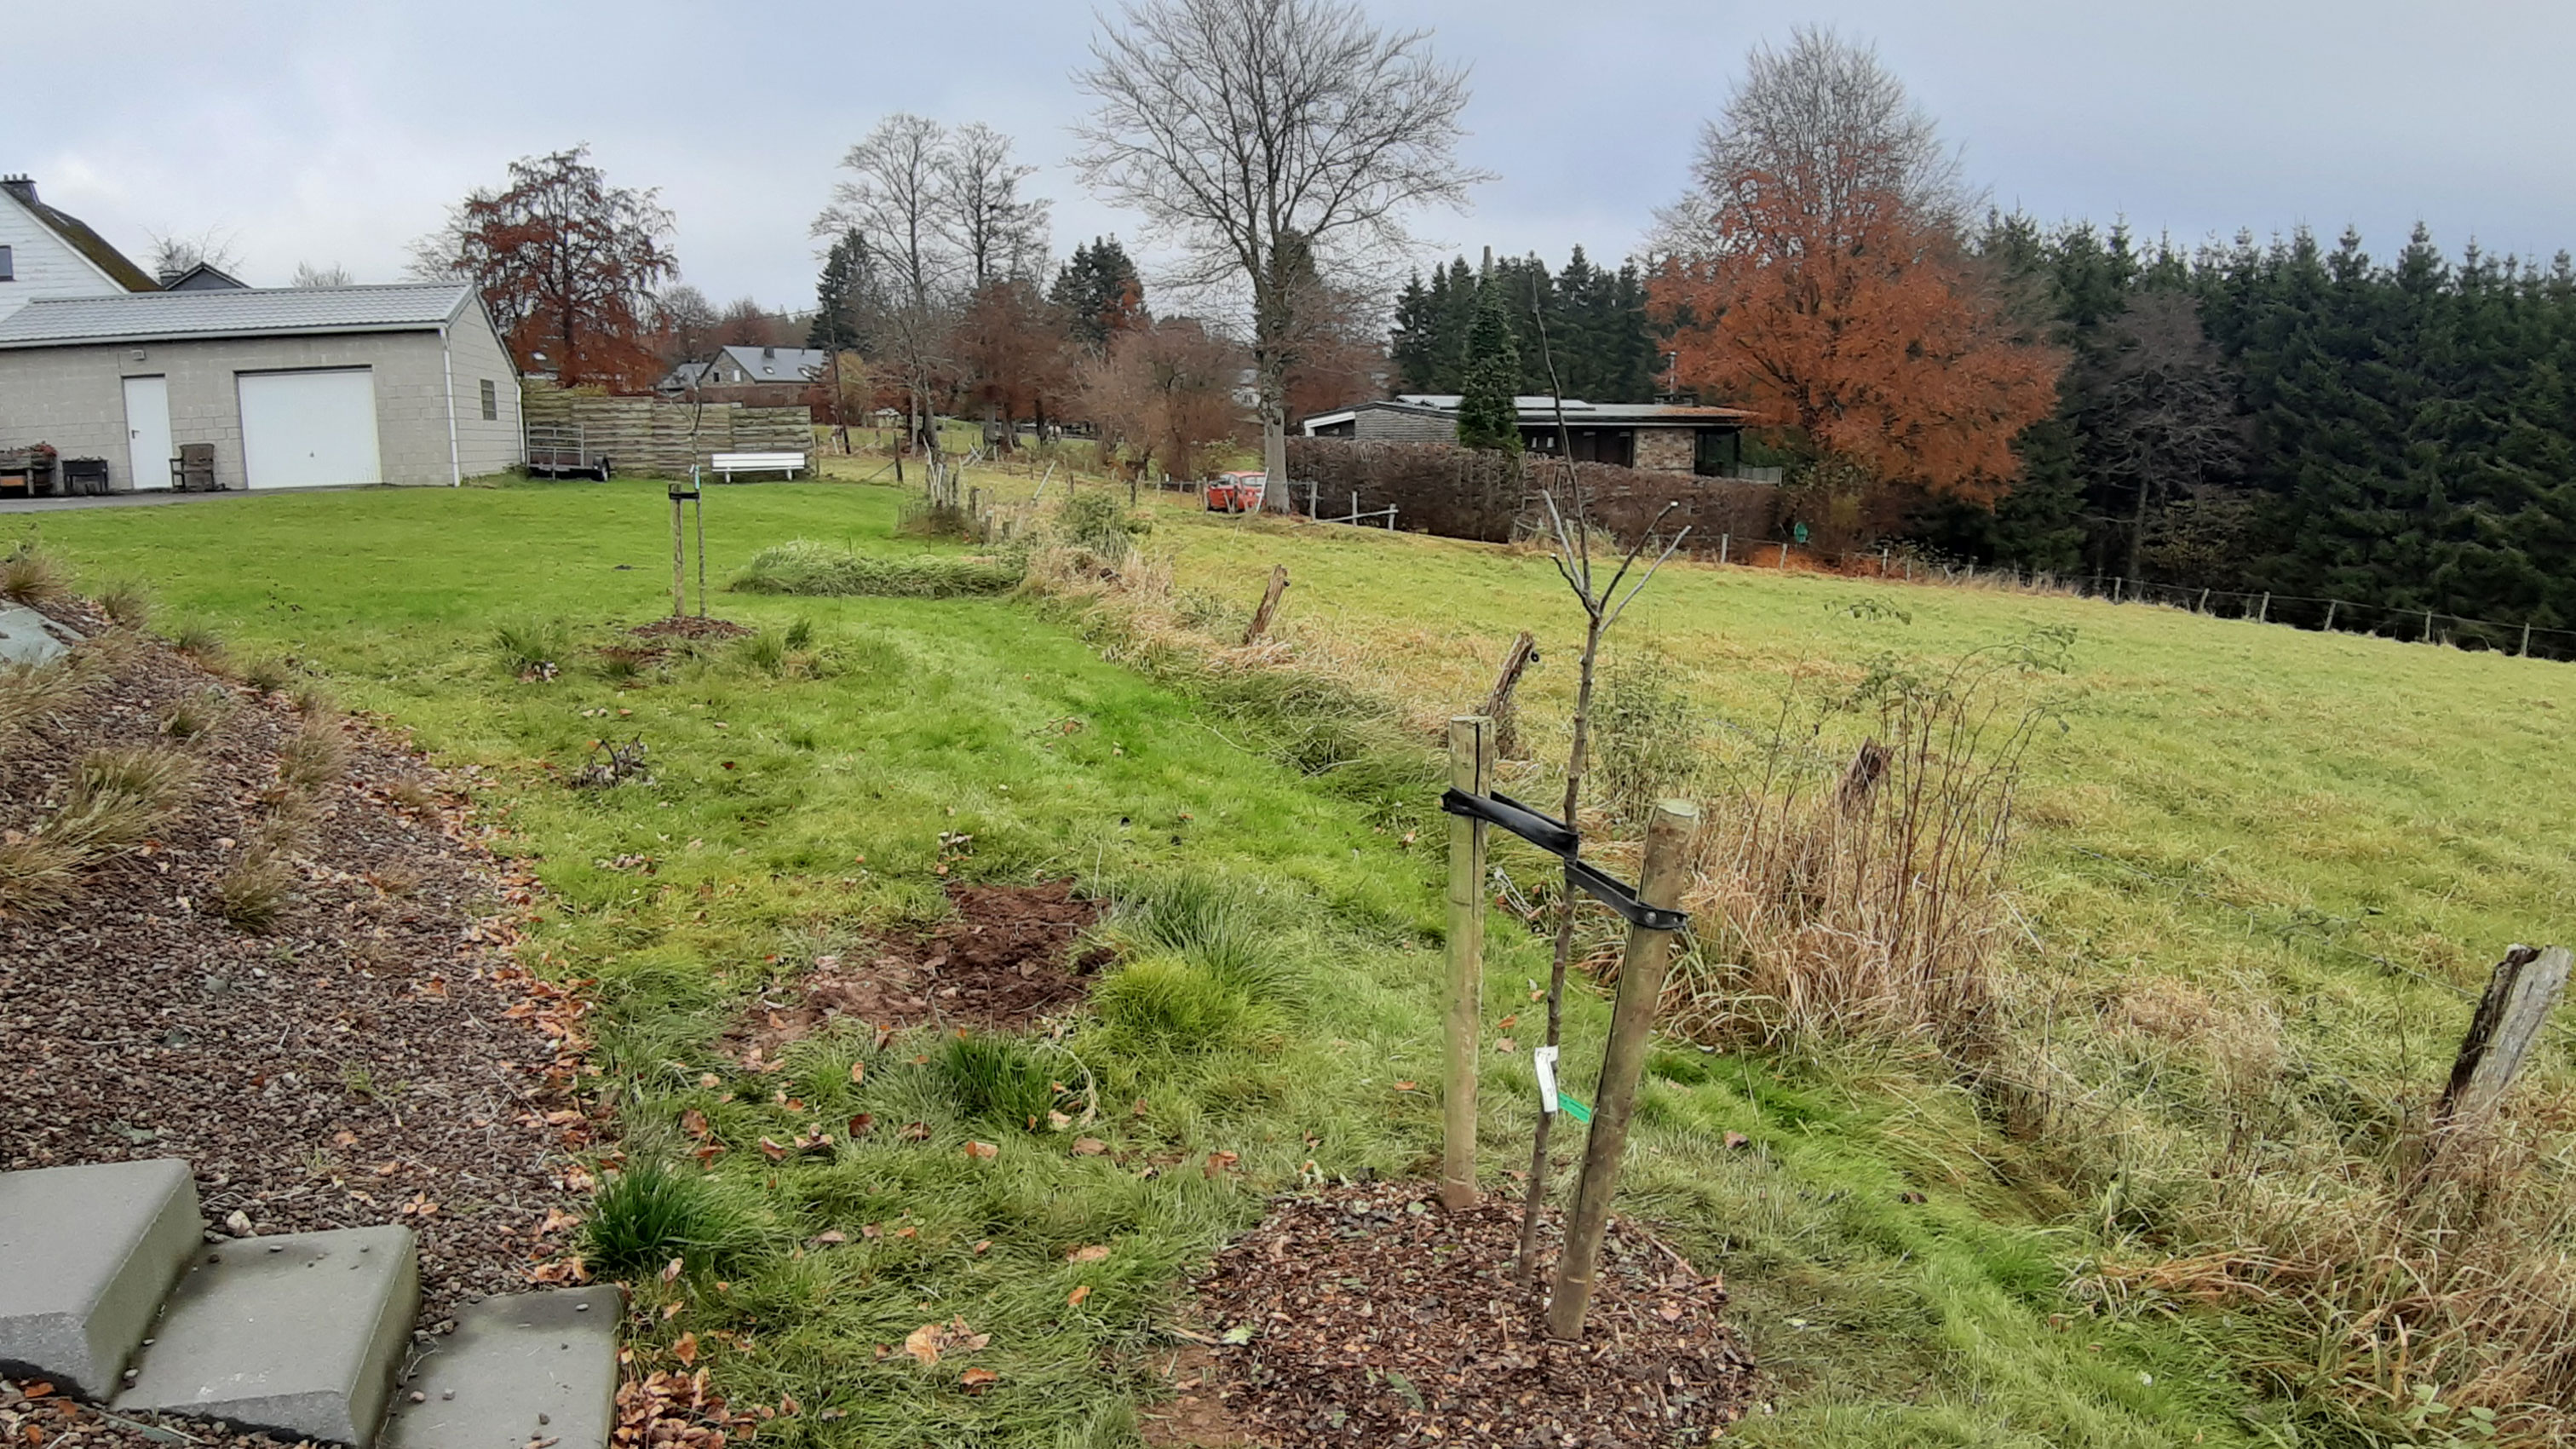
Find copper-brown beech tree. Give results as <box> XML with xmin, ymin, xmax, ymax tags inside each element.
<box><xmin>1649</xmin><ymin>30</ymin><xmax>2059</xmax><ymax>518</ymax></box>
<box><xmin>952</xmin><ymin>279</ymin><xmax>1074</xmax><ymax>449</ymax></box>
<box><xmin>1076</xmin><ymin>317</ymin><xmax>1246</xmax><ymax>483</ymax></box>
<box><xmin>411</xmin><ymin>146</ymin><xmax>677</xmax><ymax>392</ymax></box>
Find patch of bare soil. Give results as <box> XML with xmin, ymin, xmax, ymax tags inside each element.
<box><xmin>728</xmin><ymin>881</ymin><xmax>1110</xmax><ymax>1062</ymax></box>
<box><xmin>1156</xmin><ymin>1182</ymin><xmax>1755</xmax><ymax>1449</ymax></box>
<box><xmin>630</xmin><ymin>615</ymin><xmax>750</xmax><ymax>641</ymax></box>
<box><xmin>0</xmin><ymin>600</ymin><xmax>582</xmax><ymax>1325</ymax></box>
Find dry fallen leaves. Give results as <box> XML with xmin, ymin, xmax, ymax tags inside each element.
<box><xmin>1067</xmin><ymin>1285</ymin><xmax>1092</xmax><ymax>1308</ymax></box>
<box><xmin>959</xmin><ymin>1367</ymin><xmax>998</xmax><ymax>1392</ymax></box>
<box><xmin>963</xmin><ymin>1141</ymin><xmax>999</xmax><ymax>1161</ymax></box>
<box><xmin>672</xmin><ymin>1331</ymin><xmax>699</xmax><ymax>1366</ymax></box>
<box><xmin>901</xmin><ymin>1324</ymin><xmax>944</xmax><ymax>1366</ymax></box>
<box><xmin>1067</xmin><ymin>1245</ymin><xmax>1111</xmax><ymax>1263</ymax></box>
<box><xmin>1072</xmin><ymin>1136</ymin><xmax>1108</xmax><ymax>1156</ymax></box>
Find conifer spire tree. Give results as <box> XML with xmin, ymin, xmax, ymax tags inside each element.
<box><xmin>1457</xmin><ymin>270</ymin><xmax>1523</xmax><ymax>453</ymax></box>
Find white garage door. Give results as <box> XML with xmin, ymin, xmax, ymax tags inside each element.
<box><xmin>238</xmin><ymin>369</ymin><xmax>382</xmax><ymax>489</ymax></box>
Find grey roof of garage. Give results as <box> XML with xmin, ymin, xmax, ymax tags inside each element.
<box><xmin>0</xmin><ymin>284</ymin><xmax>478</xmax><ymax>349</ymax></box>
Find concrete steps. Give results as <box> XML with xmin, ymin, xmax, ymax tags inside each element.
<box><xmin>0</xmin><ymin>1159</ymin><xmax>618</xmax><ymax>1449</ymax></box>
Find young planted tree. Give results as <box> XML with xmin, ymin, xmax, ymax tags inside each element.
<box><xmin>413</xmin><ymin>146</ymin><xmax>678</xmax><ymax>390</ymax></box>
<box><xmin>1074</xmin><ymin>0</ymin><xmax>1485</xmax><ymax>508</ymax></box>
<box><xmin>1513</xmin><ymin>310</ymin><xmax>1688</xmax><ymax>1283</ymax></box>
<box><xmin>1649</xmin><ymin>29</ymin><xmax>2058</xmax><ymax>518</ymax></box>
<box><xmin>1076</xmin><ymin>317</ymin><xmax>1246</xmax><ymax>483</ymax></box>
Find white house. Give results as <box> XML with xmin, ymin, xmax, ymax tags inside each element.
<box><xmin>0</xmin><ymin>285</ymin><xmax>523</xmax><ymax>491</ymax></box>
<box><xmin>0</xmin><ymin>174</ymin><xmax>158</xmax><ymax>322</ymax></box>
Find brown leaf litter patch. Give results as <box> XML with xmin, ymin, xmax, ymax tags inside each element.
<box><xmin>630</xmin><ymin>615</ymin><xmax>750</xmax><ymax>641</ymax></box>
<box><xmin>0</xmin><ymin>597</ymin><xmax>582</xmax><ymax>1332</ymax></box>
<box><xmin>1150</xmin><ymin>1182</ymin><xmax>1755</xmax><ymax>1448</ymax></box>
<box><xmin>727</xmin><ymin>880</ymin><xmax>1112</xmax><ymax>1062</ymax></box>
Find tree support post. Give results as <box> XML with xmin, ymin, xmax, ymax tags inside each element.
<box><xmin>1244</xmin><ymin>565</ymin><xmax>1290</xmax><ymax>646</ymax></box>
<box><xmin>1544</xmin><ymin>798</ymin><xmax>1699</xmax><ymax>1340</ymax></box>
<box><xmin>1440</xmin><ymin>716</ymin><xmax>1495</xmax><ymax>1211</ymax></box>
<box><xmin>1718</xmin><ymin>534</ymin><xmax>1729</xmax><ymax>566</ymax></box>
<box><xmin>670</xmin><ymin>490</ymin><xmax>687</xmax><ymax>618</ymax></box>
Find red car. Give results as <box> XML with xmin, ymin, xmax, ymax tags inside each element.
<box><xmin>1205</xmin><ymin>470</ymin><xmax>1268</xmax><ymax>513</ymax></box>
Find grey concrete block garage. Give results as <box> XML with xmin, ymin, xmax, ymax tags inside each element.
<box><xmin>0</xmin><ymin>284</ymin><xmax>522</xmax><ymax>492</ymax></box>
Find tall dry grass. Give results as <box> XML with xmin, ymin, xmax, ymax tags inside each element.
<box><xmin>1662</xmin><ymin>636</ymin><xmax>2064</xmax><ymax>1049</ymax></box>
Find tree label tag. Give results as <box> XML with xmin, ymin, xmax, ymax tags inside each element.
<box><xmin>1561</xmin><ymin>1094</ymin><xmax>1594</xmax><ymax>1125</ymax></box>
<box><xmin>1534</xmin><ymin>1044</ymin><xmax>1561</xmax><ymax>1113</ymax></box>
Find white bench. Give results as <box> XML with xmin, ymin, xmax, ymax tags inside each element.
<box><xmin>710</xmin><ymin>451</ymin><xmax>807</xmax><ymax>481</ymax></box>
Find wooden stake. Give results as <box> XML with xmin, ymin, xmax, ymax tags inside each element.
<box><xmin>1244</xmin><ymin>565</ymin><xmax>1290</xmax><ymax>645</ymax></box>
<box><xmin>2437</xmin><ymin>945</ymin><xmax>2570</xmax><ymax>1129</ymax></box>
<box><xmin>1544</xmin><ymin>798</ymin><xmax>1699</xmax><ymax>1340</ymax></box>
<box><xmin>2324</xmin><ymin>599</ymin><xmax>2338</xmax><ymax>631</ymax></box>
<box><xmin>2521</xmin><ymin>620</ymin><xmax>2534</xmax><ymax>656</ymax></box>
<box><xmin>1441</xmin><ymin>716</ymin><xmax>1495</xmax><ymax>1211</ymax></box>
<box><xmin>670</xmin><ymin>492</ymin><xmax>686</xmax><ymax>618</ymax></box>
<box><xmin>1777</xmin><ymin>541</ymin><xmax>1790</xmax><ymax>569</ymax></box>
<box><xmin>1481</xmin><ymin>632</ymin><xmax>1538</xmax><ymax>761</ymax></box>
<box><xmin>2424</xmin><ymin>607</ymin><xmax>2436</xmax><ymax>643</ymax></box>
<box><xmin>1717</xmin><ymin>533</ymin><xmax>1729</xmax><ymax>566</ymax></box>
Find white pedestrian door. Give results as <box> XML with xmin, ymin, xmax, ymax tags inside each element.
<box><xmin>122</xmin><ymin>376</ymin><xmax>172</xmax><ymax>491</ymax></box>
<box><xmin>238</xmin><ymin>369</ymin><xmax>381</xmax><ymax>489</ymax></box>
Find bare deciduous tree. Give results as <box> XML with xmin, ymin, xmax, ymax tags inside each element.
<box><xmin>290</xmin><ymin>262</ymin><xmax>353</xmax><ymax>288</ymax></box>
<box><xmin>1074</xmin><ymin>0</ymin><xmax>1485</xmax><ymax>507</ymax></box>
<box><xmin>147</xmin><ymin>228</ymin><xmax>241</xmax><ymax>284</ymax></box>
<box><xmin>941</xmin><ymin>122</ymin><xmax>1051</xmax><ymax>288</ymax></box>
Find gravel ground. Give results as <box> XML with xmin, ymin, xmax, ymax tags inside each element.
<box><xmin>1</xmin><ymin>600</ymin><xmax>584</xmax><ymax>1333</ymax></box>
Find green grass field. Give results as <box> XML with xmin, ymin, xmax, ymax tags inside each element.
<box><xmin>13</xmin><ymin>476</ymin><xmax>2571</xmax><ymax>1448</ymax></box>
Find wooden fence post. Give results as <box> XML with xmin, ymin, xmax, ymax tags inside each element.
<box><xmin>1777</xmin><ymin>541</ymin><xmax>1790</xmax><ymax>569</ymax></box>
<box><xmin>1481</xmin><ymin>633</ymin><xmax>1538</xmax><ymax>762</ymax></box>
<box><xmin>2257</xmin><ymin>592</ymin><xmax>2269</xmax><ymax>624</ymax></box>
<box><xmin>1545</xmin><ymin>798</ymin><xmax>1699</xmax><ymax>1340</ymax></box>
<box><xmin>1718</xmin><ymin>533</ymin><xmax>1729</xmax><ymax>566</ymax></box>
<box><xmin>2521</xmin><ymin>621</ymin><xmax>2534</xmax><ymax>656</ymax></box>
<box><xmin>2324</xmin><ymin>600</ymin><xmax>2338</xmax><ymax>632</ymax></box>
<box><xmin>1441</xmin><ymin>716</ymin><xmax>1496</xmax><ymax>1211</ymax></box>
<box><xmin>1244</xmin><ymin>566</ymin><xmax>1290</xmax><ymax>646</ymax></box>
<box><xmin>2437</xmin><ymin>945</ymin><xmax>2571</xmax><ymax>1129</ymax></box>
<box><xmin>2424</xmin><ymin>607</ymin><xmax>2436</xmax><ymax>644</ymax></box>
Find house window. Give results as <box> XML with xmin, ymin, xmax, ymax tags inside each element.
<box><xmin>480</xmin><ymin>378</ymin><xmax>497</xmax><ymax>421</ymax></box>
<box><xmin>0</xmin><ymin>245</ymin><xmax>13</xmax><ymax>281</ymax></box>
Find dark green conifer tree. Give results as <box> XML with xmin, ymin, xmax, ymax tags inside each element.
<box><xmin>1456</xmin><ymin>270</ymin><xmax>1522</xmax><ymax>454</ymax></box>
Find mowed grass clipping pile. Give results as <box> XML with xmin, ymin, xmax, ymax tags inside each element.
<box><xmin>16</xmin><ymin>474</ymin><xmax>2562</xmax><ymax>1447</ymax></box>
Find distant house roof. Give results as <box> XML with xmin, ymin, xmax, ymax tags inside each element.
<box><xmin>0</xmin><ymin>283</ymin><xmax>479</xmax><ymax>349</ymax></box>
<box><xmin>160</xmin><ymin>262</ymin><xmax>250</xmax><ymax>291</ymax></box>
<box><xmin>714</xmin><ymin>344</ymin><xmax>826</xmax><ymax>384</ymax></box>
<box><xmin>0</xmin><ymin>175</ymin><xmax>157</xmax><ymax>293</ymax></box>
<box><xmin>1302</xmin><ymin>394</ymin><xmax>1751</xmax><ymax>433</ymax></box>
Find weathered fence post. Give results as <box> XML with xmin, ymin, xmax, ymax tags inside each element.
<box><xmin>2257</xmin><ymin>591</ymin><xmax>2269</xmax><ymax>624</ymax></box>
<box><xmin>2324</xmin><ymin>599</ymin><xmax>2338</xmax><ymax>632</ymax></box>
<box><xmin>2197</xmin><ymin>588</ymin><xmax>2210</xmax><ymax>613</ymax></box>
<box><xmin>1244</xmin><ymin>566</ymin><xmax>1290</xmax><ymax>646</ymax></box>
<box><xmin>1441</xmin><ymin>716</ymin><xmax>1496</xmax><ymax>1211</ymax></box>
<box><xmin>1545</xmin><ymin>799</ymin><xmax>1699</xmax><ymax>1340</ymax></box>
<box><xmin>1718</xmin><ymin>533</ymin><xmax>1730</xmax><ymax>566</ymax></box>
<box><xmin>1777</xmin><ymin>541</ymin><xmax>1790</xmax><ymax>569</ymax></box>
<box><xmin>2437</xmin><ymin>945</ymin><xmax>2572</xmax><ymax>1129</ymax></box>
<box><xmin>1481</xmin><ymin>632</ymin><xmax>1538</xmax><ymax>761</ymax></box>
<box><xmin>2424</xmin><ymin>607</ymin><xmax>2436</xmax><ymax>644</ymax></box>
<box><xmin>2521</xmin><ymin>621</ymin><xmax>2535</xmax><ymax>657</ymax></box>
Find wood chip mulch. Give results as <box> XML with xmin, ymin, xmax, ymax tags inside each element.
<box><xmin>725</xmin><ymin>879</ymin><xmax>1112</xmax><ymax>1065</ymax></box>
<box><xmin>1160</xmin><ymin>1182</ymin><xmax>1755</xmax><ymax>1448</ymax></box>
<box><xmin>0</xmin><ymin>600</ymin><xmax>589</xmax><ymax>1331</ymax></box>
<box><xmin>630</xmin><ymin>615</ymin><xmax>750</xmax><ymax>641</ymax></box>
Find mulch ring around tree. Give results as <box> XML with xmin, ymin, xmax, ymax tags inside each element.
<box><xmin>1148</xmin><ymin>1182</ymin><xmax>1756</xmax><ymax>1449</ymax></box>
<box><xmin>0</xmin><ymin>597</ymin><xmax>585</xmax><ymax>1331</ymax></box>
<box><xmin>630</xmin><ymin>614</ymin><xmax>751</xmax><ymax>641</ymax></box>
<box><xmin>727</xmin><ymin>880</ymin><xmax>1112</xmax><ymax>1065</ymax></box>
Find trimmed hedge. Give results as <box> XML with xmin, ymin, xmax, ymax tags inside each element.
<box><xmin>1284</xmin><ymin>439</ymin><xmax>1779</xmax><ymax>550</ymax></box>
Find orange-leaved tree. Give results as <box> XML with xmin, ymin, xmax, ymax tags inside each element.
<box><xmin>1649</xmin><ymin>29</ymin><xmax>2059</xmax><ymax>517</ymax></box>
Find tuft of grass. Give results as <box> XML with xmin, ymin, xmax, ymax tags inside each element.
<box><xmin>493</xmin><ymin>618</ymin><xmax>573</xmax><ymax>679</ymax></box>
<box><xmin>0</xmin><ymin>543</ymin><xmax>69</xmax><ymax>605</ymax></box>
<box><xmin>240</xmin><ymin>656</ymin><xmax>293</xmax><ymax>694</ymax></box>
<box><xmin>1092</xmin><ymin>956</ymin><xmax>1278</xmax><ymax>1052</ymax></box>
<box><xmin>161</xmin><ymin>687</ymin><xmax>233</xmax><ymax>741</ymax></box>
<box><xmin>0</xmin><ymin>835</ymin><xmax>85</xmax><ymax>917</ymax></box>
<box><xmin>386</xmin><ymin>776</ymin><xmax>440</xmax><ymax>813</ymax></box>
<box><xmin>585</xmin><ymin>1158</ymin><xmax>773</xmax><ymax>1275</ymax></box>
<box><xmin>784</xmin><ymin>617</ymin><xmax>814</xmax><ymax>651</ymax></box>
<box><xmin>738</xmin><ymin>630</ymin><xmax>788</xmax><ymax>676</ymax></box>
<box><xmin>0</xmin><ymin>657</ymin><xmax>85</xmax><ymax>742</ymax></box>
<box><xmin>276</xmin><ymin>720</ymin><xmax>351</xmax><ymax>798</ymax></box>
<box><xmin>210</xmin><ymin>833</ymin><xmax>297</xmax><ymax>932</ymax></box>
<box><xmin>290</xmin><ymin>681</ymin><xmax>336</xmax><ymax>717</ymax></box>
<box><xmin>1103</xmin><ymin>871</ymin><xmax>1299</xmax><ymax>998</ymax></box>
<box><xmin>1590</xmin><ymin>656</ymin><xmax>1700</xmax><ymax>825</ymax></box>
<box><xmin>167</xmin><ymin>619</ymin><xmax>227</xmax><ymax>670</ymax></box>
<box><xmin>731</xmin><ymin>540</ymin><xmax>1022</xmax><ymax>598</ymax></box>
<box><xmin>937</xmin><ymin>1032</ymin><xmax>1061</xmax><ymax>1130</ymax></box>
<box><xmin>52</xmin><ymin>745</ymin><xmax>199</xmax><ymax>854</ymax></box>
<box><xmin>94</xmin><ymin>580</ymin><xmax>151</xmax><ymax>630</ymax></box>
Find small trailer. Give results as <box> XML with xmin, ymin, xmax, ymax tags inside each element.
<box><xmin>525</xmin><ymin>421</ymin><xmax>612</xmax><ymax>480</ymax></box>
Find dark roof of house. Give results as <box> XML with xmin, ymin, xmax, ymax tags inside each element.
<box><xmin>0</xmin><ymin>284</ymin><xmax>479</xmax><ymax>349</ymax></box>
<box><xmin>161</xmin><ymin>262</ymin><xmax>250</xmax><ymax>290</ymax></box>
<box><xmin>1306</xmin><ymin>394</ymin><xmax>1753</xmax><ymax>429</ymax></box>
<box><xmin>0</xmin><ymin>177</ymin><xmax>158</xmax><ymax>293</ymax></box>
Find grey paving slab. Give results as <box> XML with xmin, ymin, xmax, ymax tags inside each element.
<box><xmin>0</xmin><ymin>1159</ymin><xmax>204</xmax><ymax>1398</ymax></box>
<box><xmin>381</xmin><ymin>1288</ymin><xmax>621</xmax><ymax>1449</ymax></box>
<box><xmin>0</xmin><ymin>602</ymin><xmax>81</xmax><ymax>665</ymax></box>
<box><xmin>115</xmin><ymin>1226</ymin><xmax>417</xmax><ymax>1448</ymax></box>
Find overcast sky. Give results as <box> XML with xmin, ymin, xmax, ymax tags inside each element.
<box><xmin>12</xmin><ymin>0</ymin><xmax>2576</xmax><ymax>311</ymax></box>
